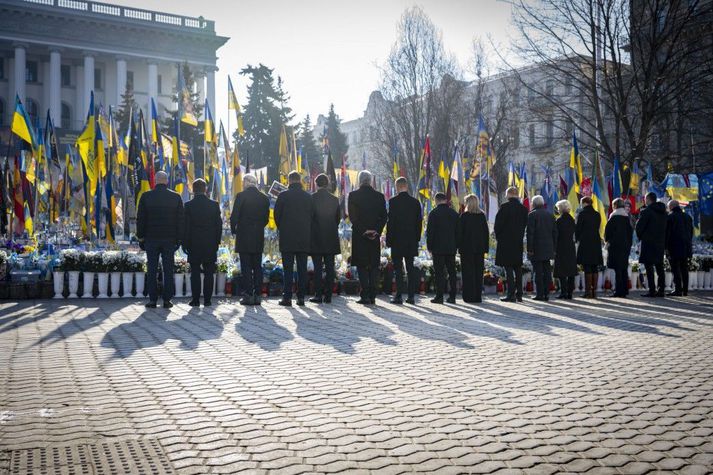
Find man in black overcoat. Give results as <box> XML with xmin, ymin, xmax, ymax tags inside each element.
<box><xmin>386</xmin><ymin>177</ymin><xmax>423</xmax><ymax>304</ymax></box>
<box><xmin>137</xmin><ymin>171</ymin><xmax>184</xmax><ymax>309</ymax></box>
<box><xmin>636</xmin><ymin>192</ymin><xmax>667</xmax><ymax>297</ymax></box>
<box><xmin>665</xmin><ymin>199</ymin><xmax>694</xmax><ymax>296</ymax></box>
<box><xmin>348</xmin><ymin>170</ymin><xmax>387</xmax><ymax>305</ymax></box>
<box><xmin>527</xmin><ymin>195</ymin><xmax>558</xmax><ymax>301</ymax></box>
<box><xmin>275</xmin><ymin>171</ymin><xmax>313</xmax><ymax>306</ymax></box>
<box><xmin>230</xmin><ymin>174</ymin><xmax>270</xmax><ymax>305</ymax></box>
<box><xmin>183</xmin><ymin>179</ymin><xmax>222</xmax><ymax>307</ymax></box>
<box><xmin>494</xmin><ymin>186</ymin><xmax>528</xmax><ymax>302</ymax></box>
<box><xmin>427</xmin><ymin>192</ymin><xmax>459</xmax><ymax>304</ymax></box>
<box><xmin>310</xmin><ymin>174</ymin><xmax>341</xmax><ymax>304</ymax></box>
<box><xmin>575</xmin><ymin>196</ymin><xmax>604</xmax><ymax>298</ymax></box>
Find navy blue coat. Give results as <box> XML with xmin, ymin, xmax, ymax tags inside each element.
<box><xmin>665</xmin><ymin>207</ymin><xmax>693</xmax><ymax>259</ymax></box>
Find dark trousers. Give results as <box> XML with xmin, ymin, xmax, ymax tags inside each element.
<box><xmin>461</xmin><ymin>253</ymin><xmax>484</xmax><ymax>302</ymax></box>
<box><xmin>282</xmin><ymin>252</ymin><xmax>308</xmax><ymax>299</ymax></box>
<box><xmin>357</xmin><ymin>264</ymin><xmax>379</xmax><ymax>301</ymax></box>
<box><xmin>393</xmin><ymin>254</ymin><xmax>416</xmax><ymax>299</ymax></box>
<box><xmin>533</xmin><ymin>260</ymin><xmax>552</xmax><ymax>298</ymax></box>
<box><xmin>613</xmin><ymin>265</ymin><xmax>628</xmax><ymax>296</ymax></box>
<box><xmin>312</xmin><ymin>254</ymin><xmax>336</xmax><ymax>297</ymax></box>
<box><xmin>146</xmin><ymin>239</ymin><xmax>175</xmax><ymax>303</ymax></box>
<box><xmin>645</xmin><ymin>262</ymin><xmax>665</xmax><ymax>294</ymax></box>
<box><xmin>670</xmin><ymin>257</ymin><xmax>689</xmax><ymax>294</ymax></box>
<box><xmin>189</xmin><ymin>259</ymin><xmax>215</xmax><ymax>303</ymax></box>
<box><xmin>558</xmin><ymin>276</ymin><xmax>575</xmax><ymax>296</ymax></box>
<box><xmin>504</xmin><ymin>265</ymin><xmax>523</xmax><ymax>298</ymax></box>
<box><xmin>433</xmin><ymin>254</ymin><xmax>457</xmax><ymax>299</ymax></box>
<box><xmin>240</xmin><ymin>253</ymin><xmax>263</xmax><ymax>297</ymax></box>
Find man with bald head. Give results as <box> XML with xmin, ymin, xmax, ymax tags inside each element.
<box><xmin>137</xmin><ymin>170</ymin><xmax>185</xmax><ymax>309</ymax></box>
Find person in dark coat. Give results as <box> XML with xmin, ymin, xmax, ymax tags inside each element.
<box><xmin>458</xmin><ymin>194</ymin><xmax>489</xmax><ymax>303</ymax></box>
<box><xmin>494</xmin><ymin>187</ymin><xmax>528</xmax><ymax>302</ymax></box>
<box><xmin>309</xmin><ymin>174</ymin><xmax>341</xmax><ymax>304</ymax></box>
<box><xmin>230</xmin><ymin>174</ymin><xmax>270</xmax><ymax>306</ymax></box>
<box><xmin>665</xmin><ymin>199</ymin><xmax>694</xmax><ymax>296</ymax></box>
<box><xmin>386</xmin><ymin>177</ymin><xmax>423</xmax><ymax>305</ymax></box>
<box><xmin>605</xmin><ymin>198</ymin><xmax>634</xmax><ymax>298</ymax></box>
<box><xmin>636</xmin><ymin>192</ymin><xmax>668</xmax><ymax>297</ymax></box>
<box><xmin>554</xmin><ymin>200</ymin><xmax>577</xmax><ymax>299</ymax></box>
<box><xmin>427</xmin><ymin>193</ymin><xmax>459</xmax><ymax>304</ymax></box>
<box><xmin>575</xmin><ymin>196</ymin><xmax>604</xmax><ymax>298</ymax></box>
<box><xmin>274</xmin><ymin>171</ymin><xmax>313</xmax><ymax>306</ymax></box>
<box><xmin>136</xmin><ymin>171</ymin><xmax>184</xmax><ymax>309</ymax></box>
<box><xmin>527</xmin><ymin>195</ymin><xmax>558</xmax><ymax>301</ymax></box>
<box><xmin>183</xmin><ymin>179</ymin><xmax>222</xmax><ymax>307</ymax></box>
<box><xmin>348</xmin><ymin>171</ymin><xmax>387</xmax><ymax>305</ymax></box>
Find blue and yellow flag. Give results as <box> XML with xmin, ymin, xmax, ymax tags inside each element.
<box><xmin>178</xmin><ymin>65</ymin><xmax>198</xmax><ymax>126</ymax></box>
<box><xmin>11</xmin><ymin>95</ymin><xmax>36</xmax><ymax>148</ymax></box>
<box><xmin>591</xmin><ymin>151</ymin><xmax>609</xmax><ymax>238</ymax></box>
<box><xmin>228</xmin><ymin>75</ymin><xmax>245</xmax><ymax>137</ymax></box>
<box><xmin>612</xmin><ymin>155</ymin><xmax>622</xmax><ymax>199</ymax></box>
<box><xmin>566</xmin><ymin>132</ymin><xmax>582</xmax><ymax>212</ymax></box>
<box><xmin>204</xmin><ymin>99</ymin><xmax>215</xmax><ymax>144</ymax></box>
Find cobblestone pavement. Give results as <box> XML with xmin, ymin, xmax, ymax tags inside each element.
<box><xmin>1</xmin><ymin>294</ymin><xmax>713</xmax><ymax>474</ymax></box>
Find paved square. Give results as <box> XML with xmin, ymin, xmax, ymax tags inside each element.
<box><xmin>1</xmin><ymin>294</ymin><xmax>712</xmax><ymax>474</ymax></box>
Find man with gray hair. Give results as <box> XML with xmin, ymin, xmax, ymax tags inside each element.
<box><xmin>136</xmin><ymin>170</ymin><xmax>184</xmax><ymax>309</ymax></box>
<box><xmin>348</xmin><ymin>170</ymin><xmax>387</xmax><ymax>305</ymax></box>
<box><xmin>230</xmin><ymin>173</ymin><xmax>270</xmax><ymax>305</ymax></box>
<box><xmin>527</xmin><ymin>195</ymin><xmax>557</xmax><ymax>301</ymax></box>
<box><xmin>495</xmin><ymin>186</ymin><xmax>528</xmax><ymax>301</ymax></box>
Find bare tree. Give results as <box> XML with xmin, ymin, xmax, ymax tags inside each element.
<box><xmin>506</xmin><ymin>0</ymin><xmax>711</xmax><ymax>175</ymax></box>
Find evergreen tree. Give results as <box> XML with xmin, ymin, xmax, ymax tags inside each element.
<box><xmin>297</xmin><ymin>114</ymin><xmax>320</xmax><ymax>173</ymax></box>
<box><xmin>236</xmin><ymin>64</ymin><xmax>293</xmax><ymax>181</ymax></box>
<box><xmin>322</xmin><ymin>104</ymin><xmax>348</xmax><ymax>165</ymax></box>
<box><xmin>114</xmin><ymin>83</ymin><xmax>138</xmax><ymax>133</ymax></box>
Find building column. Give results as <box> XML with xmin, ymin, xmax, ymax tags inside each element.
<box><xmin>196</xmin><ymin>70</ymin><xmax>205</xmax><ymax>108</ymax></box>
<box><xmin>206</xmin><ymin>67</ymin><xmax>216</xmax><ymax>112</ymax></box>
<box><xmin>116</xmin><ymin>56</ymin><xmax>127</xmax><ymax>106</ymax></box>
<box><xmin>13</xmin><ymin>43</ymin><xmax>26</xmax><ymax>103</ymax></box>
<box><xmin>83</xmin><ymin>53</ymin><xmax>94</xmax><ymax>113</ymax></box>
<box><xmin>147</xmin><ymin>61</ymin><xmax>158</xmax><ymax>114</ymax></box>
<box><xmin>49</xmin><ymin>48</ymin><xmax>61</xmax><ymax>125</ymax></box>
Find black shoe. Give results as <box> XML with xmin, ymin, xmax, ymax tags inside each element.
<box><xmin>356</xmin><ymin>298</ymin><xmax>372</xmax><ymax>305</ymax></box>
<box><xmin>500</xmin><ymin>297</ymin><xmax>515</xmax><ymax>302</ymax></box>
<box><xmin>309</xmin><ymin>296</ymin><xmax>323</xmax><ymax>304</ymax></box>
<box><xmin>667</xmin><ymin>291</ymin><xmax>683</xmax><ymax>297</ymax></box>
<box><xmin>656</xmin><ymin>291</ymin><xmax>665</xmax><ymax>297</ymax></box>
<box><xmin>278</xmin><ymin>298</ymin><xmax>292</xmax><ymax>307</ymax></box>
<box><xmin>566</xmin><ymin>294</ymin><xmax>573</xmax><ymax>300</ymax></box>
<box><xmin>240</xmin><ymin>296</ymin><xmax>254</xmax><ymax>306</ymax></box>
<box><xmin>516</xmin><ymin>296</ymin><xmax>523</xmax><ymax>302</ymax></box>
<box><xmin>254</xmin><ymin>296</ymin><xmax>261</xmax><ymax>306</ymax></box>
<box><xmin>297</xmin><ymin>299</ymin><xmax>305</xmax><ymax>306</ymax></box>
<box><xmin>532</xmin><ymin>296</ymin><xmax>547</xmax><ymax>301</ymax></box>
<box><xmin>145</xmin><ymin>301</ymin><xmax>157</xmax><ymax>308</ymax></box>
<box><xmin>188</xmin><ymin>299</ymin><xmax>200</xmax><ymax>307</ymax></box>
<box><xmin>446</xmin><ymin>296</ymin><xmax>456</xmax><ymax>304</ymax></box>
<box><xmin>163</xmin><ymin>301</ymin><xmax>174</xmax><ymax>309</ymax></box>
<box><xmin>203</xmin><ymin>300</ymin><xmax>212</xmax><ymax>307</ymax></box>
<box><xmin>323</xmin><ymin>296</ymin><xmax>332</xmax><ymax>303</ymax></box>
<box><xmin>405</xmin><ymin>297</ymin><xmax>415</xmax><ymax>304</ymax></box>
<box><xmin>556</xmin><ymin>293</ymin><xmax>566</xmax><ymax>299</ymax></box>
<box><xmin>430</xmin><ymin>297</ymin><xmax>444</xmax><ymax>304</ymax></box>
<box><xmin>390</xmin><ymin>297</ymin><xmax>403</xmax><ymax>304</ymax></box>
<box><xmin>641</xmin><ymin>292</ymin><xmax>657</xmax><ymax>297</ymax></box>
<box><xmin>683</xmin><ymin>291</ymin><xmax>688</xmax><ymax>296</ymax></box>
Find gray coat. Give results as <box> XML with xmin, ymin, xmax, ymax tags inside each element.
<box><xmin>527</xmin><ymin>207</ymin><xmax>558</xmax><ymax>262</ymax></box>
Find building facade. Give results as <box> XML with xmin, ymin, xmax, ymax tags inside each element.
<box><xmin>0</xmin><ymin>0</ymin><xmax>227</xmax><ymax>134</ymax></box>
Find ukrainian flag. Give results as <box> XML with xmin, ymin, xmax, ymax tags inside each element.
<box><xmin>11</xmin><ymin>95</ymin><xmax>36</xmax><ymax>148</ymax></box>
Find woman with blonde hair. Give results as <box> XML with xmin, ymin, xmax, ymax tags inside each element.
<box><xmin>458</xmin><ymin>194</ymin><xmax>490</xmax><ymax>303</ymax></box>
<box><xmin>554</xmin><ymin>199</ymin><xmax>577</xmax><ymax>299</ymax></box>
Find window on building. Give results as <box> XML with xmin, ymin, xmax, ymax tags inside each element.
<box><xmin>0</xmin><ymin>58</ymin><xmax>4</xmax><ymax>80</ymax></box>
<box><xmin>513</xmin><ymin>89</ymin><xmax>520</xmax><ymax>108</ymax></box>
<box><xmin>512</xmin><ymin>126</ymin><xmax>520</xmax><ymax>149</ymax></box>
<box><xmin>26</xmin><ymin>98</ymin><xmax>38</xmax><ymax>123</ymax></box>
<box><xmin>25</xmin><ymin>61</ymin><xmax>38</xmax><ymax>83</ymax></box>
<box><xmin>127</xmin><ymin>71</ymin><xmax>134</xmax><ymax>91</ymax></box>
<box><xmin>94</xmin><ymin>68</ymin><xmax>102</xmax><ymax>90</ymax></box>
<box><xmin>61</xmin><ymin>65</ymin><xmax>71</xmax><ymax>87</ymax></box>
<box><xmin>61</xmin><ymin>102</ymin><xmax>71</xmax><ymax>129</ymax></box>
<box><xmin>529</xmin><ymin>124</ymin><xmax>536</xmax><ymax>146</ymax></box>
<box><xmin>0</xmin><ymin>99</ymin><xmax>4</xmax><ymax>126</ymax></box>
<box><xmin>157</xmin><ymin>74</ymin><xmax>162</xmax><ymax>94</ymax></box>
<box><xmin>545</xmin><ymin>80</ymin><xmax>555</xmax><ymax>98</ymax></box>
<box><xmin>546</xmin><ymin>119</ymin><xmax>554</xmax><ymax>143</ymax></box>
<box><xmin>565</xmin><ymin>120</ymin><xmax>573</xmax><ymax>138</ymax></box>
<box><xmin>564</xmin><ymin>76</ymin><xmax>573</xmax><ymax>95</ymax></box>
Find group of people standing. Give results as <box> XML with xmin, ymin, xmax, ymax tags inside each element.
<box><xmin>135</xmin><ymin>169</ymin><xmax>694</xmax><ymax>309</ymax></box>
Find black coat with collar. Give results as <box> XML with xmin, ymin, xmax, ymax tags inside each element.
<box><xmin>274</xmin><ymin>182</ymin><xmax>313</xmax><ymax>253</ymax></box>
<box><xmin>635</xmin><ymin>201</ymin><xmax>667</xmax><ymax>264</ymax></box>
<box><xmin>605</xmin><ymin>212</ymin><xmax>633</xmax><ymax>269</ymax></box>
<box><xmin>311</xmin><ymin>188</ymin><xmax>341</xmax><ymax>255</ymax></box>
<box><xmin>427</xmin><ymin>203</ymin><xmax>460</xmax><ymax>255</ymax></box>
<box><xmin>575</xmin><ymin>205</ymin><xmax>604</xmax><ymax>266</ymax></box>
<box><xmin>348</xmin><ymin>185</ymin><xmax>387</xmax><ymax>266</ymax></box>
<box><xmin>184</xmin><ymin>194</ymin><xmax>222</xmax><ymax>263</ymax></box>
<box><xmin>494</xmin><ymin>197</ymin><xmax>528</xmax><ymax>266</ymax></box>
<box><xmin>386</xmin><ymin>191</ymin><xmax>423</xmax><ymax>257</ymax></box>
<box><xmin>230</xmin><ymin>186</ymin><xmax>270</xmax><ymax>254</ymax></box>
<box><xmin>136</xmin><ymin>184</ymin><xmax>184</xmax><ymax>243</ymax></box>
<box><xmin>665</xmin><ymin>207</ymin><xmax>693</xmax><ymax>259</ymax></box>
<box><xmin>554</xmin><ymin>213</ymin><xmax>577</xmax><ymax>277</ymax></box>
<box><xmin>527</xmin><ymin>207</ymin><xmax>558</xmax><ymax>262</ymax></box>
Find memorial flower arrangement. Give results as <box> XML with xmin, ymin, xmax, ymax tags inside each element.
<box><xmin>58</xmin><ymin>249</ymin><xmax>83</xmax><ymax>272</ymax></box>
<box><xmin>102</xmin><ymin>251</ymin><xmax>124</xmax><ymax>272</ymax></box>
<box><xmin>125</xmin><ymin>253</ymin><xmax>146</xmax><ymax>272</ymax></box>
<box><xmin>174</xmin><ymin>256</ymin><xmax>189</xmax><ymax>274</ymax></box>
<box><xmin>216</xmin><ymin>254</ymin><xmax>233</xmax><ymax>273</ymax></box>
<box><xmin>688</xmin><ymin>256</ymin><xmax>701</xmax><ymax>272</ymax></box>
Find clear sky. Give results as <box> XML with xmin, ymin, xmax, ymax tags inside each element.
<box><xmin>115</xmin><ymin>0</ymin><xmax>514</xmax><ymax>127</ymax></box>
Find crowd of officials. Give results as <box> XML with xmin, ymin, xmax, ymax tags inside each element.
<box><xmin>135</xmin><ymin>169</ymin><xmax>694</xmax><ymax>309</ymax></box>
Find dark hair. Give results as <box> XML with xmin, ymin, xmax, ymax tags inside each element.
<box><xmin>315</xmin><ymin>173</ymin><xmax>329</xmax><ymax>188</ymax></box>
<box><xmin>645</xmin><ymin>192</ymin><xmax>657</xmax><ymax>203</ymax></box>
<box><xmin>193</xmin><ymin>178</ymin><xmax>207</xmax><ymax>194</ymax></box>
<box><xmin>288</xmin><ymin>171</ymin><xmax>301</xmax><ymax>183</ymax></box>
<box><xmin>435</xmin><ymin>192</ymin><xmax>447</xmax><ymax>203</ymax></box>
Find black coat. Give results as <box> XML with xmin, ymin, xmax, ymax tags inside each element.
<box><xmin>136</xmin><ymin>184</ymin><xmax>184</xmax><ymax>243</ymax></box>
<box><xmin>458</xmin><ymin>212</ymin><xmax>489</xmax><ymax>256</ymax></box>
<box><xmin>386</xmin><ymin>192</ymin><xmax>423</xmax><ymax>257</ymax></box>
<box><xmin>427</xmin><ymin>204</ymin><xmax>459</xmax><ymax>255</ymax></box>
<box><xmin>527</xmin><ymin>207</ymin><xmax>558</xmax><ymax>262</ymax></box>
<box><xmin>274</xmin><ymin>182</ymin><xmax>313</xmax><ymax>253</ymax></box>
<box><xmin>636</xmin><ymin>201</ymin><xmax>667</xmax><ymax>265</ymax></box>
<box><xmin>665</xmin><ymin>207</ymin><xmax>693</xmax><ymax>259</ymax></box>
<box><xmin>183</xmin><ymin>194</ymin><xmax>222</xmax><ymax>263</ymax></box>
<box><xmin>348</xmin><ymin>185</ymin><xmax>387</xmax><ymax>267</ymax></box>
<box><xmin>605</xmin><ymin>212</ymin><xmax>633</xmax><ymax>269</ymax></box>
<box><xmin>494</xmin><ymin>198</ymin><xmax>528</xmax><ymax>266</ymax></box>
<box><xmin>575</xmin><ymin>205</ymin><xmax>603</xmax><ymax>266</ymax></box>
<box><xmin>311</xmin><ymin>188</ymin><xmax>341</xmax><ymax>255</ymax></box>
<box><xmin>230</xmin><ymin>186</ymin><xmax>270</xmax><ymax>254</ymax></box>
<box><xmin>554</xmin><ymin>213</ymin><xmax>577</xmax><ymax>277</ymax></box>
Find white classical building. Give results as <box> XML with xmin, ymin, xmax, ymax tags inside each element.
<box><xmin>0</xmin><ymin>0</ymin><xmax>227</xmax><ymax>135</ymax></box>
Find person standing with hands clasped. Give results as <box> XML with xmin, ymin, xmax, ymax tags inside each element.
<box><xmin>494</xmin><ymin>187</ymin><xmax>528</xmax><ymax>302</ymax></box>
<box><xmin>310</xmin><ymin>174</ymin><xmax>341</xmax><ymax>304</ymax></box>
<box><xmin>527</xmin><ymin>195</ymin><xmax>557</xmax><ymax>301</ymax></box>
<box><xmin>427</xmin><ymin>193</ymin><xmax>459</xmax><ymax>304</ymax></box>
<box><xmin>386</xmin><ymin>177</ymin><xmax>422</xmax><ymax>305</ymax></box>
